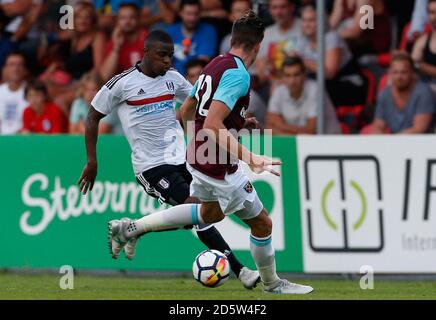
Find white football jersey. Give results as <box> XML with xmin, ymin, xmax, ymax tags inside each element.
<box><xmin>92</xmin><ymin>64</ymin><xmax>192</xmax><ymax>174</ymax></box>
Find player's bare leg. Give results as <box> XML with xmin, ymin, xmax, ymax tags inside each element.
<box><xmin>244</xmin><ymin>209</ymin><xmax>313</xmax><ymax>294</ymax></box>
<box><xmin>108</xmin><ymin>203</ymin><xmax>204</xmax><ymax>261</ymax></box>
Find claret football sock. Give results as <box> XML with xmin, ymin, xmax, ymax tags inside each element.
<box><xmin>196</xmin><ymin>225</ymin><xmax>244</xmax><ymax>277</ymax></box>
<box><xmin>249</xmin><ymin>234</ymin><xmax>280</xmax><ymax>287</ymax></box>
<box><xmin>132</xmin><ymin>204</ymin><xmax>204</xmax><ymax>235</ymax></box>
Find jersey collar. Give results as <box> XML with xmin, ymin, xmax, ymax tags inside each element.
<box><xmin>228</xmin><ymin>53</ymin><xmax>247</xmax><ymax>71</ymax></box>
<box><xmin>135</xmin><ymin>61</ymin><xmax>142</xmax><ymax>72</ymax></box>
<box><xmin>135</xmin><ymin>61</ymin><xmax>163</xmax><ymax>79</ymax></box>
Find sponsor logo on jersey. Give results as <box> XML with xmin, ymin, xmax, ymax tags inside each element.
<box><xmin>128</xmin><ymin>94</ymin><xmax>175</xmax><ymax>115</ymax></box>
<box><xmin>135</xmin><ymin>101</ymin><xmax>174</xmax><ymax>114</ymax></box>
<box><xmin>137</xmin><ymin>88</ymin><xmax>146</xmax><ymax>95</ymax></box>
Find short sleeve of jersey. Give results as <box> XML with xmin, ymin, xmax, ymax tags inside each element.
<box><xmin>170</xmin><ymin>70</ymin><xmax>193</xmax><ymax>102</ymax></box>
<box><xmin>189</xmin><ymin>80</ymin><xmax>198</xmax><ymax>98</ymax></box>
<box><xmin>213</xmin><ymin>68</ymin><xmax>250</xmax><ymax>110</ymax></box>
<box><xmin>91</xmin><ymin>85</ymin><xmax>122</xmax><ymax>115</ymax></box>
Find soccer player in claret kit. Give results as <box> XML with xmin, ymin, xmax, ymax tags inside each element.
<box><xmin>77</xmin><ymin>30</ymin><xmax>260</xmax><ymax>289</ymax></box>
<box><xmin>108</xmin><ymin>11</ymin><xmax>314</xmax><ymax>294</ymax></box>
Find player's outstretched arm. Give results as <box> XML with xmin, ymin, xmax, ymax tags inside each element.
<box><xmin>78</xmin><ymin>107</ymin><xmax>106</xmax><ymax>194</ymax></box>
<box><xmin>204</xmin><ymin>100</ymin><xmax>281</xmax><ymax>176</ymax></box>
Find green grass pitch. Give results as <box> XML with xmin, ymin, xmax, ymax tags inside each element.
<box><xmin>1</xmin><ymin>273</ymin><xmax>436</xmax><ymax>300</ymax></box>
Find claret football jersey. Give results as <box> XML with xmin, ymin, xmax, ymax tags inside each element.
<box><xmin>187</xmin><ymin>53</ymin><xmax>251</xmax><ymax>180</ymax></box>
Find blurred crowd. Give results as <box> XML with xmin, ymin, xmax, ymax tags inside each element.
<box><xmin>1</xmin><ymin>0</ymin><xmax>435</xmax><ymax>135</ymax></box>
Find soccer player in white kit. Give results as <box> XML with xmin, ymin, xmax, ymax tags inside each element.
<box><xmin>107</xmin><ymin>12</ymin><xmax>314</xmax><ymax>294</ymax></box>
<box><xmin>78</xmin><ymin>30</ymin><xmax>260</xmax><ymax>289</ymax></box>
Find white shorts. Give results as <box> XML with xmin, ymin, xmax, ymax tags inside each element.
<box><xmin>186</xmin><ymin>163</ymin><xmax>263</xmax><ymax>220</ymax></box>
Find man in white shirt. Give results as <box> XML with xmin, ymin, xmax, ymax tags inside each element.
<box><xmin>0</xmin><ymin>52</ymin><xmax>28</xmax><ymax>135</ymax></box>
<box><xmin>77</xmin><ymin>30</ymin><xmax>260</xmax><ymax>289</ymax></box>
<box><xmin>265</xmin><ymin>56</ymin><xmax>340</xmax><ymax>135</ymax></box>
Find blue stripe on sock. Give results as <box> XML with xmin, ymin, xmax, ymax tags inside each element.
<box><xmin>250</xmin><ymin>235</ymin><xmax>272</xmax><ymax>247</ymax></box>
<box><xmin>191</xmin><ymin>204</ymin><xmax>199</xmax><ymax>225</ymax></box>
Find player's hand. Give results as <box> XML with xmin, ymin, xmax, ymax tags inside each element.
<box><xmin>244</xmin><ymin>117</ymin><xmax>259</xmax><ymax>130</ymax></box>
<box><xmin>248</xmin><ymin>154</ymin><xmax>282</xmax><ymax>176</ymax></box>
<box><xmin>78</xmin><ymin>161</ymin><xmax>97</xmax><ymax>195</ymax></box>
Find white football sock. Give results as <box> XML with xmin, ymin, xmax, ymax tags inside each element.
<box><xmin>131</xmin><ymin>204</ymin><xmax>204</xmax><ymax>236</ymax></box>
<box><xmin>250</xmin><ymin>234</ymin><xmax>280</xmax><ymax>287</ymax></box>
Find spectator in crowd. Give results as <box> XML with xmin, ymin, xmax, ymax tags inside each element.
<box><xmin>256</xmin><ymin>0</ymin><xmax>302</xmax><ymax>83</ymax></box>
<box><xmin>39</xmin><ymin>1</ymin><xmax>105</xmax><ymax>113</ymax></box>
<box><xmin>43</xmin><ymin>2</ymin><xmax>105</xmax><ymax>81</ymax></box>
<box><xmin>94</xmin><ymin>0</ymin><xmax>143</xmax><ymax>14</ymax></box>
<box><xmin>21</xmin><ymin>80</ymin><xmax>67</xmax><ymax>134</ymax></box>
<box><xmin>219</xmin><ymin>0</ymin><xmax>251</xmax><ymax>54</ymax></box>
<box><xmin>198</xmin><ymin>0</ymin><xmax>233</xmax><ymax>46</ymax></box>
<box><xmin>166</xmin><ymin>0</ymin><xmax>218</xmax><ymax>75</ymax></box>
<box><xmin>100</xmin><ymin>3</ymin><xmax>148</xmax><ymax>82</ymax></box>
<box><xmin>94</xmin><ymin>0</ymin><xmax>144</xmax><ymax>34</ymax></box>
<box><xmin>338</xmin><ymin>0</ymin><xmax>391</xmax><ymax>56</ymax></box>
<box><xmin>199</xmin><ymin>0</ymin><xmax>230</xmax><ymax>19</ymax></box>
<box><xmin>185</xmin><ymin>58</ymin><xmax>208</xmax><ymax>85</ymax></box>
<box><xmin>265</xmin><ymin>56</ymin><xmax>340</xmax><ymax>135</ymax></box>
<box><xmin>293</xmin><ymin>4</ymin><xmax>368</xmax><ymax>107</ymax></box>
<box><xmin>141</xmin><ymin>0</ymin><xmax>178</xmax><ymax>30</ymax></box>
<box><xmin>0</xmin><ymin>52</ymin><xmax>28</xmax><ymax>135</ymax></box>
<box><xmin>412</xmin><ymin>0</ymin><xmax>436</xmax><ymax>92</ymax></box>
<box><xmin>69</xmin><ymin>72</ymin><xmax>122</xmax><ymax>134</ymax></box>
<box><xmin>0</xmin><ymin>0</ymin><xmax>43</xmax><ymax>71</ymax></box>
<box><xmin>172</xmin><ymin>58</ymin><xmax>208</xmax><ymax>110</ymax></box>
<box><xmin>329</xmin><ymin>0</ymin><xmax>356</xmax><ymax>30</ymax></box>
<box><xmin>246</xmin><ymin>89</ymin><xmax>268</xmax><ymax>130</ymax></box>
<box><xmin>369</xmin><ymin>53</ymin><xmax>435</xmax><ymax>134</ymax></box>
<box><xmin>0</xmin><ymin>0</ymin><xmax>32</xmax><ymax>31</ymax></box>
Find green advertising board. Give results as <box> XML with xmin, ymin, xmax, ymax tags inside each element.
<box><xmin>0</xmin><ymin>135</ymin><xmax>303</xmax><ymax>272</ymax></box>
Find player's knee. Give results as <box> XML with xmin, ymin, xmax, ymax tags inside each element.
<box><xmin>260</xmin><ymin>215</ymin><xmax>273</xmax><ymax>235</ymax></box>
<box><xmin>203</xmin><ymin>211</ymin><xmax>225</xmax><ymax>224</ymax></box>
<box><xmin>200</xmin><ymin>205</ymin><xmax>225</xmax><ymax>224</ymax></box>
<box><xmin>252</xmin><ymin>211</ymin><xmax>272</xmax><ymax>237</ymax></box>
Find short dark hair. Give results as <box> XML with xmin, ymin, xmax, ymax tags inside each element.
<box><xmin>232</xmin><ymin>0</ymin><xmax>252</xmax><ymax>7</ymax></box>
<box><xmin>270</xmin><ymin>0</ymin><xmax>296</xmax><ymax>5</ymax></box>
<box><xmin>144</xmin><ymin>30</ymin><xmax>173</xmax><ymax>49</ymax></box>
<box><xmin>300</xmin><ymin>2</ymin><xmax>316</xmax><ymax>13</ymax></box>
<box><xmin>185</xmin><ymin>59</ymin><xmax>208</xmax><ymax>73</ymax></box>
<box><xmin>25</xmin><ymin>80</ymin><xmax>48</xmax><ymax>98</ymax></box>
<box><xmin>283</xmin><ymin>55</ymin><xmax>306</xmax><ymax>72</ymax></box>
<box><xmin>118</xmin><ymin>3</ymin><xmax>140</xmax><ymax>14</ymax></box>
<box><xmin>180</xmin><ymin>0</ymin><xmax>201</xmax><ymax>11</ymax></box>
<box><xmin>391</xmin><ymin>52</ymin><xmax>415</xmax><ymax>71</ymax></box>
<box><xmin>5</xmin><ymin>51</ymin><xmax>26</xmax><ymax>65</ymax></box>
<box><xmin>230</xmin><ymin>10</ymin><xmax>265</xmax><ymax>52</ymax></box>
